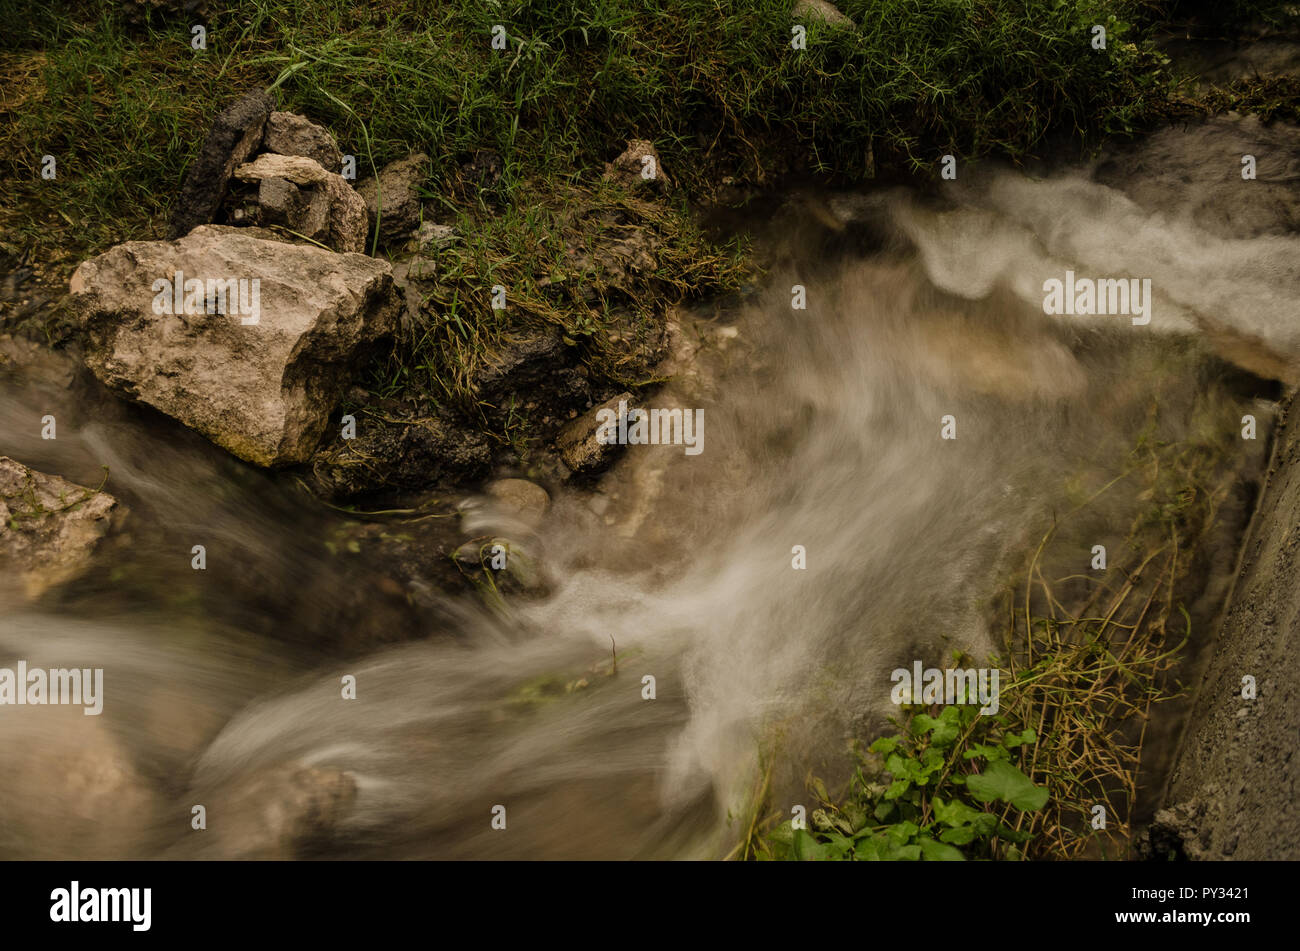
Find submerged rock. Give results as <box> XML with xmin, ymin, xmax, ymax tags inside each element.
<box><xmin>453</xmin><ymin>535</ymin><xmax>549</xmax><ymax>598</ymax></box>
<box><xmin>189</xmin><ymin>763</ymin><xmax>358</xmax><ymax>859</ymax></box>
<box><xmin>484</xmin><ymin>478</ymin><xmax>551</xmax><ymax>529</ymax></box>
<box><xmin>169</xmin><ymin>89</ymin><xmax>273</xmax><ymax>239</ymax></box>
<box><xmin>0</xmin><ymin>457</ymin><xmax>120</xmax><ymax>600</ymax></box>
<box><xmin>1095</xmin><ymin>114</ymin><xmax>1300</xmax><ymax>240</ymax></box>
<box><xmin>70</xmin><ymin>225</ymin><xmax>400</xmax><ymax>467</ymax></box>
<box><xmin>459</xmin><ymin>478</ymin><xmax>551</xmax><ymax>536</ymax></box>
<box><xmin>0</xmin><ymin>705</ymin><xmax>161</xmax><ymax>859</ymax></box>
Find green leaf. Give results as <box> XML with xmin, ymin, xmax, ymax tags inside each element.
<box><xmin>869</xmin><ymin>736</ymin><xmax>900</xmax><ymax>755</ymax></box>
<box><xmin>966</xmin><ymin>760</ymin><xmax>1049</xmax><ymax>812</ymax></box>
<box><xmin>913</xmin><ymin>711</ymin><xmax>959</xmax><ymax>748</ymax></box>
<box><xmin>767</xmin><ymin>820</ymin><xmax>795</xmax><ymax>846</ymax></box>
<box><xmin>932</xmin><ymin>797</ymin><xmax>982</xmax><ymax>828</ymax></box>
<box><xmin>886</xmin><ymin>821</ymin><xmax>919</xmax><ymax>846</ymax></box>
<box><xmin>918</xmin><ymin>836</ymin><xmax>966</xmax><ymax>861</ymax></box>
<box><xmin>792</xmin><ymin>828</ymin><xmax>832</xmax><ymax>861</ymax></box>
<box><xmin>855</xmin><ymin>834</ymin><xmax>920</xmax><ymax>861</ymax></box>
<box><xmin>939</xmin><ymin>825</ymin><xmax>977</xmax><ymax>845</ymax></box>
<box><xmin>994</xmin><ymin>822</ymin><xmax>1035</xmax><ymax>844</ymax></box>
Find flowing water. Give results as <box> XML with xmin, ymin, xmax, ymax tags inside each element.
<box><xmin>1</xmin><ymin>155</ymin><xmax>1295</xmax><ymax>859</ymax></box>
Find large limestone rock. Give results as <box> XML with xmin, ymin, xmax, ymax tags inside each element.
<box><xmin>231</xmin><ymin>153</ymin><xmax>368</xmax><ymax>253</ymax></box>
<box><xmin>1156</xmin><ymin>397</ymin><xmax>1300</xmax><ymax>859</ymax></box>
<box><xmin>0</xmin><ymin>457</ymin><xmax>120</xmax><ymax>600</ymax></box>
<box><xmin>69</xmin><ymin>225</ymin><xmax>400</xmax><ymax>467</ymax></box>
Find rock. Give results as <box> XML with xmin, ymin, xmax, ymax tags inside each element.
<box><xmin>460</xmin><ymin>148</ymin><xmax>503</xmax><ymax>187</ymax></box>
<box><xmin>1095</xmin><ymin>115</ymin><xmax>1300</xmax><ymax>240</ymax></box>
<box><xmin>310</xmin><ymin>399</ymin><xmax>492</xmax><ymax>499</ymax></box>
<box><xmin>603</xmin><ymin>139</ymin><xmax>671</xmax><ymax>195</ymax></box>
<box><xmin>70</xmin><ymin>225</ymin><xmax>400</xmax><ymax>467</ymax></box>
<box><xmin>1142</xmin><ymin>799</ymin><xmax>1216</xmax><ymax>861</ymax></box>
<box><xmin>122</xmin><ymin>0</ymin><xmax>213</xmax><ymax>29</ymax></box>
<box><xmin>459</xmin><ymin>478</ymin><xmax>550</xmax><ymax>535</ymax></box>
<box><xmin>416</xmin><ymin>221</ymin><xmax>459</xmax><ymax>253</ymax></box>
<box><xmin>256</xmin><ymin>175</ymin><xmax>304</xmax><ymax>221</ymax></box>
<box><xmin>565</xmin><ymin>225</ymin><xmax>661</xmax><ymax>294</ymax></box>
<box><xmin>453</xmin><ymin>536</ymin><xmax>548</xmax><ymax>597</ymax></box>
<box><xmin>404</xmin><ymin>256</ymin><xmax>437</xmax><ymax>281</ymax></box>
<box><xmin>1158</xmin><ymin>398</ymin><xmax>1300</xmax><ymax>859</ymax></box>
<box><xmin>192</xmin><ymin>763</ymin><xmax>358</xmax><ymax>859</ymax></box>
<box><xmin>263</xmin><ymin>111</ymin><xmax>343</xmax><ymax>172</ymax></box>
<box><xmin>793</xmin><ymin>0</ymin><xmax>854</xmax><ymax>28</ymax></box>
<box><xmin>556</xmin><ymin>392</ymin><xmax>635</xmax><ymax>477</ymax></box>
<box><xmin>472</xmin><ymin>327</ymin><xmax>592</xmax><ymax>425</ymax></box>
<box><xmin>0</xmin><ymin>458</ymin><xmax>120</xmax><ymax>600</ymax></box>
<box><xmin>231</xmin><ymin>153</ymin><xmax>369</xmax><ymax>253</ymax></box>
<box><xmin>0</xmin><ymin>704</ymin><xmax>161</xmax><ymax>859</ymax></box>
<box><xmin>169</xmin><ymin>89</ymin><xmax>274</xmax><ymax>239</ymax></box>
<box><xmin>355</xmin><ymin>154</ymin><xmax>430</xmax><ymax>245</ymax></box>
<box><xmin>485</xmin><ymin>479</ymin><xmax>550</xmax><ymax>527</ymax></box>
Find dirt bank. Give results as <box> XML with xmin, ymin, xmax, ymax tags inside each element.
<box><xmin>1153</xmin><ymin>395</ymin><xmax>1300</xmax><ymax>859</ymax></box>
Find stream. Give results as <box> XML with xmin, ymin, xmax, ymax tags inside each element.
<box><xmin>2</xmin><ymin>145</ymin><xmax>1296</xmax><ymax>859</ymax></box>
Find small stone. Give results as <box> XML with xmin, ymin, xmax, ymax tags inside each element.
<box><xmin>415</xmin><ymin>221</ymin><xmax>458</xmax><ymax>252</ymax></box>
<box><xmin>484</xmin><ymin>478</ymin><xmax>551</xmax><ymax>529</ymax></box>
<box><xmin>355</xmin><ymin>154</ymin><xmax>430</xmax><ymax>245</ymax></box>
<box><xmin>556</xmin><ymin>392</ymin><xmax>635</xmax><ymax>477</ymax></box>
<box><xmin>603</xmin><ymin>139</ymin><xmax>671</xmax><ymax>195</ymax></box>
<box><xmin>264</xmin><ymin>112</ymin><xmax>343</xmax><ymax>172</ymax></box>
<box><xmin>405</xmin><ymin>256</ymin><xmax>437</xmax><ymax>281</ymax></box>
<box><xmin>257</xmin><ymin>177</ymin><xmax>303</xmax><ymax>222</ymax></box>
<box><xmin>233</xmin><ymin>153</ymin><xmax>368</xmax><ymax>253</ymax></box>
<box><xmin>793</xmin><ymin>0</ymin><xmax>854</xmax><ymax>28</ymax></box>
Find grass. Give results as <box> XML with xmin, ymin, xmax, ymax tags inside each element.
<box><xmin>1</xmin><ymin>0</ymin><xmax>1175</xmax><ymax>265</ymax></box>
<box><xmin>367</xmin><ymin>177</ymin><xmax>748</xmax><ymax>418</ymax></box>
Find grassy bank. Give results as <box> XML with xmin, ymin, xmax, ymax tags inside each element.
<box><xmin>0</xmin><ymin>0</ymin><xmax>1289</xmax><ymax>443</ymax></box>
<box><xmin>1</xmin><ymin>0</ymin><xmax>1173</xmax><ymax>265</ymax></box>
